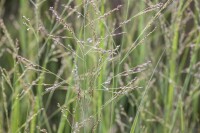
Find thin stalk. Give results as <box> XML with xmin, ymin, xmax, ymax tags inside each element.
<box><xmin>165</xmin><ymin>1</ymin><xmax>184</xmax><ymax>133</ymax></box>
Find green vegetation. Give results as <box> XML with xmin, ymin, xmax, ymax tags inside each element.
<box><xmin>0</xmin><ymin>0</ymin><xmax>199</xmax><ymax>132</ymax></box>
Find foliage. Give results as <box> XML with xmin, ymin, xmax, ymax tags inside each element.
<box><xmin>0</xmin><ymin>0</ymin><xmax>200</xmax><ymax>132</ymax></box>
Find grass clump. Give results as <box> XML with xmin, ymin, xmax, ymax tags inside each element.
<box><xmin>0</xmin><ymin>0</ymin><xmax>200</xmax><ymax>133</ymax></box>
